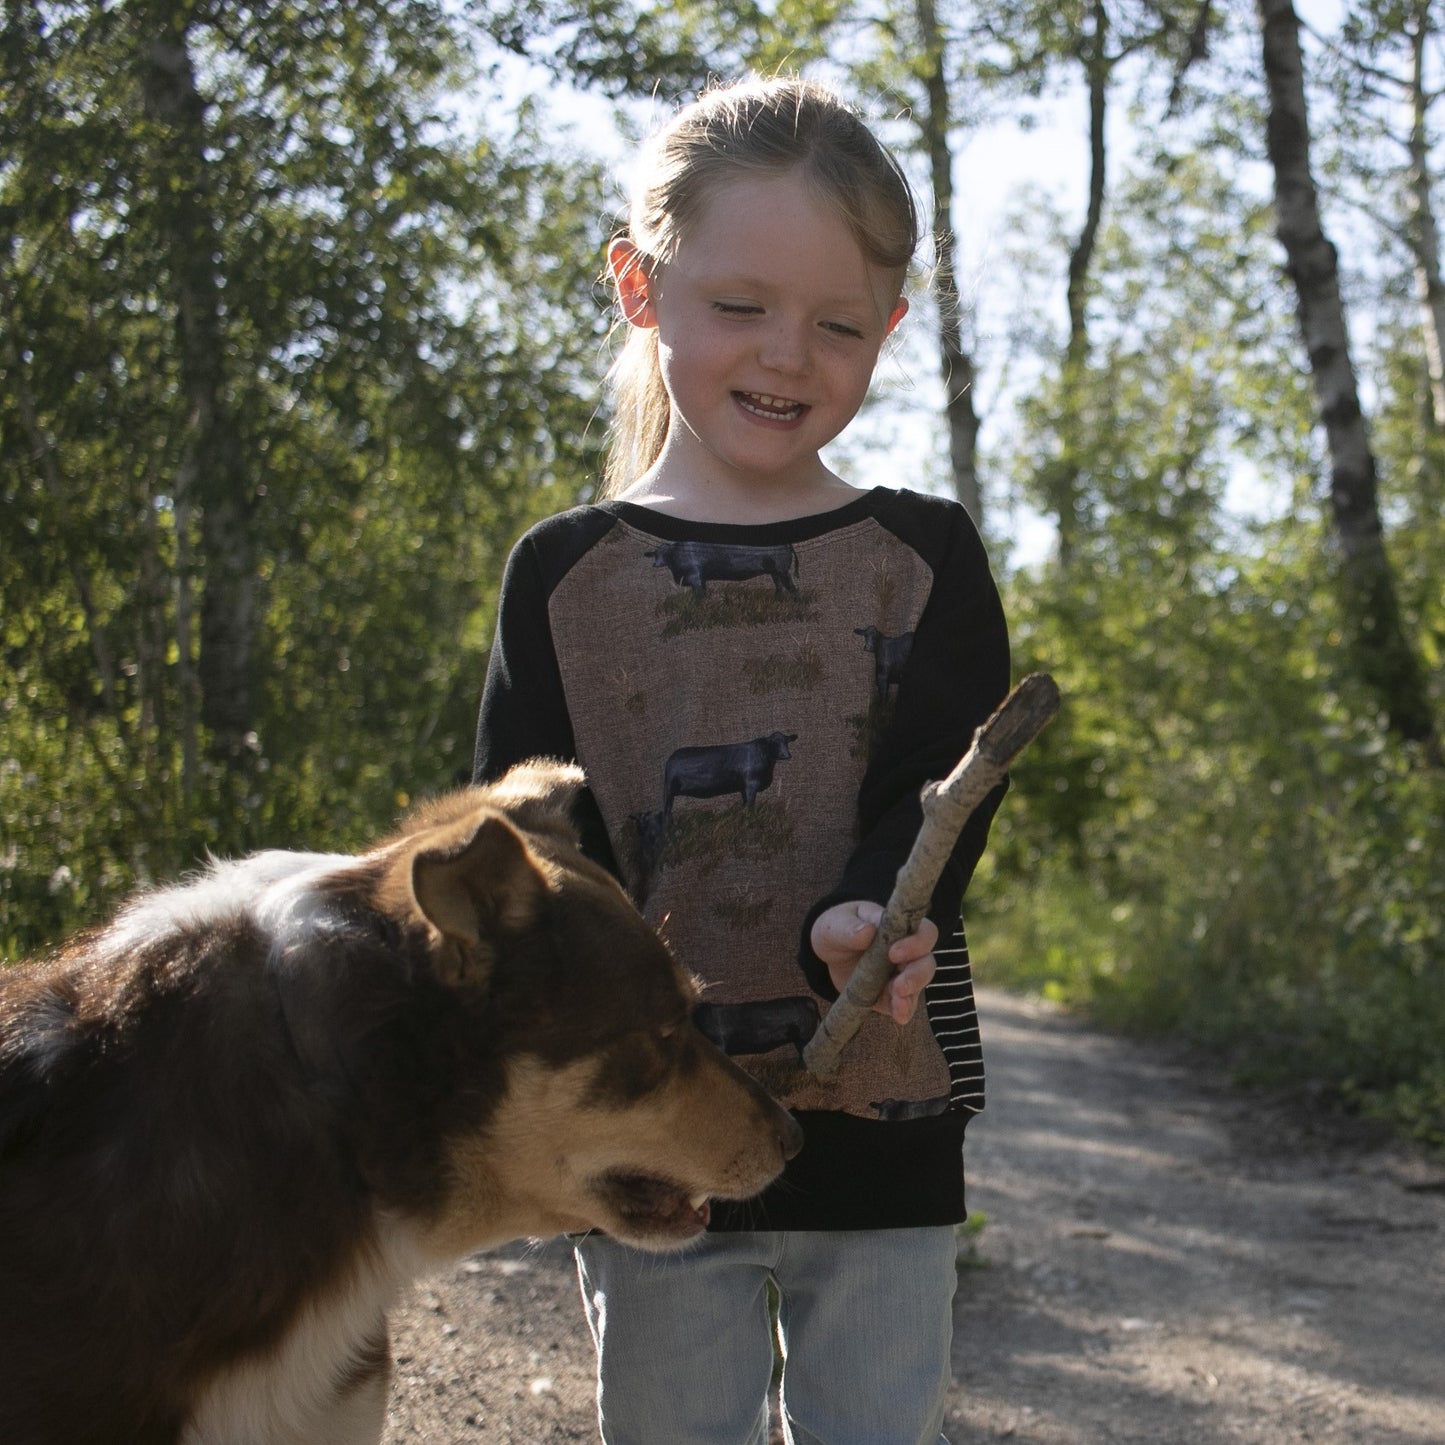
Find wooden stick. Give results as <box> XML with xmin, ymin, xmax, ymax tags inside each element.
<box><xmin>802</xmin><ymin>673</ymin><xmax>1061</xmax><ymax>1081</ymax></box>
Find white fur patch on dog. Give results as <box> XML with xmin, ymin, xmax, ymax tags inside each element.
<box><xmin>182</xmin><ymin>1216</ymin><xmax>428</xmax><ymax>1445</ymax></box>
<box><xmin>100</xmin><ymin>851</ymin><xmax>361</xmax><ymax>962</ymax></box>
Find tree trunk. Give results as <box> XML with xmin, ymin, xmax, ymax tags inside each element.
<box><xmin>914</xmin><ymin>0</ymin><xmax>983</xmax><ymax>526</ymax></box>
<box><xmin>1256</xmin><ymin>0</ymin><xmax>1438</xmax><ymax>751</ymax></box>
<box><xmin>1067</xmin><ymin>0</ymin><xmax>1109</xmax><ymax>376</ymax></box>
<box><xmin>4</xmin><ymin>332</ymin><xmax>120</xmax><ymax>712</ymax></box>
<box><xmin>174</xmin><ymin>496</ymin><xmax>202</xmax><ymax>801</ymax></box>
<box><xmin>1404</xmin><ymin>0</ymin><xmax>1445</xmax><ymax>432</ymax></box>
<box><xmin>138</xmin><ymin>11</ymin><xmax>257</xmax><ymax>773</ymax></box>
<box><xmin>1047</xmin><ymin>0</ymin><xmax>1111</xmax><ymax>568</ymax></box>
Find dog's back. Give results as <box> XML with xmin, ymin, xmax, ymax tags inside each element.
<box><xmin>0</xmin><ymin>762</ymin><xmax>801</xmax><ymax>1443</ymax></box>
<box><xmin>0</xmin><ymin>859</ymin><xmax>420</xmax><ymax>1441</ymax></box>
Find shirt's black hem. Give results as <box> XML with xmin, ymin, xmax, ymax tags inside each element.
<box><xmin>708</xmin><ymin>1107</ymin><xmax>971</xmax><ymax>1233</ymax></box>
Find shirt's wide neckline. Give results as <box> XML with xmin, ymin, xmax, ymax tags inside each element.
<box><xmin>604</xmin><ymin>487</ymin><xmax>893</xmax><ymax>545</ymax></box>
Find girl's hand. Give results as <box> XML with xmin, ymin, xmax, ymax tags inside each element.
<box><xmin>809</xmin><ymin>901</ymin><xmax>938</xmax><ymax>1026</ymax></box>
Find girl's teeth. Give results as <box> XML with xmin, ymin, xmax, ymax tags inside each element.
<box><xmin>739</xmin><ymin>392</ymin><xmax>802</xmax><ymax>418</ymax></box>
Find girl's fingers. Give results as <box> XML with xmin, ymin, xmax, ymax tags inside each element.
<box><xmin>813</xmin><ymin>900</ymin><xmax>882</xmax><ymax>960</ymax></box>
<box><xmin>893</xmin><ymin>954</ymin><xmax>937</xmax><ymax>998</ymax></box>
<box><xmin>816</xmin><ymin>906</ymin><xmax>940</xmax><ymax>1023</ymax></box>
<box><xmin>876</xmin><ymin>951</ymin><xmax>937</xmax><ymax>1023</ymax></box>
<box><xmin>887</xmin><ymin>915</ymin><xmax>939</xmax><ymax>964</ymax></box>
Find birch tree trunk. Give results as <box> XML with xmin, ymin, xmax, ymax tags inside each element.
<box><xmin>1256</xmin><ymin>0</ymin><xmax>1438</xmax><ymax>752</ymax></box>
<box><xmin>915</xmin><ymin>0</ymin><xmax>984</xmax><ymax>527</ymax></box>
<box><xmin>1404</xmin><ymin>0</ymin><xmax>1445</xmax><ymax>432</ymax></box>
<box><xmin>139</xmin><ymin>10</ymin><xmax>257</xmax><ymax>773</ymax></box>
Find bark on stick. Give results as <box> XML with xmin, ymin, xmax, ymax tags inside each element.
<box><xmin>802</xmin><ymin>673</ymin><xmax>1061</xmax><ymax>1082</ymax></box>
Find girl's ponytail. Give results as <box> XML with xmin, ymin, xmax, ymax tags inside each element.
<box><xmin>604</xmin><ymin>325</ymin><xmax>670</xmax><ymax>496</ymax></box>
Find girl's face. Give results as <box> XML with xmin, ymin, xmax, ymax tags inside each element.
<box><xmin>611</xmin><ymin>168</ymin><xmax>907</xmax><ymax>494</ymax></box>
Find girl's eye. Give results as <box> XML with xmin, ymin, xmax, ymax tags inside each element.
<box><xmin>714</xmin><ymin>301</ymin><xmax>762</xmax><ymax>317</ymax></box>
<box><xmin>822</xmin><ymin>320</ymin><xmax>866</xmax><ymax>340</ymax></box>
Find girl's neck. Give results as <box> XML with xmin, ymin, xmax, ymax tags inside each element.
<box><xmin>617</xmin><ymin>463</ymin><xmax>867</xmax><ymax>526</ymax></box>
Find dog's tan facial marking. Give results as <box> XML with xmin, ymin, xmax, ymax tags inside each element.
<box><xmin>433</xmin><ymin>1051</ymin><xmax>780</xmax><ymax>1255</ymax></box>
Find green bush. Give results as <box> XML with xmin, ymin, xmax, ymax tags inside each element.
<box><xmin>978</xmin><ymin>619</ymin><xmax>1445</xmax><ymax>1148</ymax></box>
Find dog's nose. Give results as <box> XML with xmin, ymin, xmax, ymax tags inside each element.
<box><xmin>778</xmin><ymin>1111</ymin><xmax>805</xmax><ymax>1161</ymax></box>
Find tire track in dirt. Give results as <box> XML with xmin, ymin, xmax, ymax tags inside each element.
<box><xmin>385</xmin><ymin>987</ymin><xmax>1445</xmax><ymax>1443</ymax></box>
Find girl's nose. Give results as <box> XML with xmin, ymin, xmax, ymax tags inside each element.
<box><xmin>758</xmin><ymin>318</ymin><xmax>810</xmax><ymax>374</ymax></box>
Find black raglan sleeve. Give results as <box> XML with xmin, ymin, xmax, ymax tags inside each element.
<box><xmin>472</xmin><ymin>512</ymin><xmax>620</xmax><ymax>874</ymax></box>
<box><xmin>797</xmin><ymin>495</ymin><xmax>1011</xmax><ymax>996</ymax></box>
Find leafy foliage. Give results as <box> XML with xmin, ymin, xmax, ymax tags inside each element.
<box><xmin>2</xmin><ymin>1</ymin><xmax>610</xmax><ymax>950</ymax></box>
<box><xmin>977</xmin><ymin>146</ymin><xmax>1443</xmax><ymax>1146</ymax></box>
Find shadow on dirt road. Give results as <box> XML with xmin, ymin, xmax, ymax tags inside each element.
<box><xmin>948</xmin><ymin>989</ymin><xmax>1445</xmax><ymax>1444</ymax></box>
<box><xmin>385</xmin><ymin>987</ymin><xmax>1445</xmax><ymax>1443</ymax></box>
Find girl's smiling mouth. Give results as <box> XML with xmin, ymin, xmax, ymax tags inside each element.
<box><xmin>735</xmin><ymin>391</ymin><xmax>806</xmax><ymax>421</ymax></box>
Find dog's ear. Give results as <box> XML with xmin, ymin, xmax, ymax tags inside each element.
<box><xmin>411</xmin><ymin>813</ymin><xmax>550</xmax><ymax>983</ymax></box>
<box><xmin>479</xmin><ymin>759</ymin><xmax>587</xmax><ymax>848</ymax></box>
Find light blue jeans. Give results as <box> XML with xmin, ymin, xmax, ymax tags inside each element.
<box><xmin>574</xmin><ymin>1227</ymin><xmax>957</xmax><ymax>1445</ymax></box>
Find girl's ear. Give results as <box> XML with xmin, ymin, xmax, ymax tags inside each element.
<box><xmin>884</xmin><ymin>296</ymin><xmax>909</xmax><ymax>337</ymax></box>
<box><xmin>608</xmin><ymin>238</ymin><xmax>658</xmax><ymax>328</ymax></box>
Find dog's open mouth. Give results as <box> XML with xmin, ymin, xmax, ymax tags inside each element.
<box><xmin>594</xmin><ymin>1170</ymin><xmax>712</xmax><ymax>1241</ymax></box>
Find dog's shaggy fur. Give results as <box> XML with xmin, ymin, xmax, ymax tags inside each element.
<box><xmin>0</xmin><ymin>761</ymin><xmax>802</xmax><ymax>1444</ymax></box>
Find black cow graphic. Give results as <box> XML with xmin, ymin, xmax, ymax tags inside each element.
<box><xmin>662</xmin><ymin>732</ymin><xmax>797</xmax><ymax>814</ymax></box>
<box><xmin>854</xmin><ymin>626</ymin><xmax>915</xmax><ymax>699</ymax></box>
<box><xmin>694</xmin><ymin>997</ymin><xmax>821</xmax><ymax>1061</ymax></box>
<box><xmin>645</xmin><ymin>540</ymin><xmax>799</xmax><ymax>596</ymax></box>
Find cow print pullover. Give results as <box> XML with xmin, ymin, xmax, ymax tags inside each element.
<box><xmin>473</xmin><ymin>487</ymin><xmax>1010</xmax><ymax>1232</ymax></box>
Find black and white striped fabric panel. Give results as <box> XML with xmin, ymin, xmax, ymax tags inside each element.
<box><xmin>925</xmin><ymin>920</ymin><xmax>985</xmax><ymax>1114</ymax></box>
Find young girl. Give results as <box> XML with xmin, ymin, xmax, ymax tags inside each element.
<box><xmin>473</xmin><ymin>75</ymin><xmax>1010</xmax><ymax>1445</ymax></box>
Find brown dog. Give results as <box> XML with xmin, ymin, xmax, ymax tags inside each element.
<box><xmin>0</xmin><ymin>760</ymin><xmax>801</xmax><ymax>1444</ymax></box>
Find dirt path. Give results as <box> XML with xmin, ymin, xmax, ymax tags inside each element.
<box><xmin>383</xmin><ymin>988</ymin><xmax>1445</xmax><ymax>1443</ymax></box>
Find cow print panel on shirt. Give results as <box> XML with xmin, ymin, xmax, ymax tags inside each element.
<box><xmin>546</xmin><ymin>515</ymin><xmax>953</xmax><ymax>1119</ymax></box>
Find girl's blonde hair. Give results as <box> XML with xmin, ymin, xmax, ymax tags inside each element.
<box><xmin>601</xmin><ymin>75</ymin><xmax>921</xmax><ymax>496</ymax></box>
